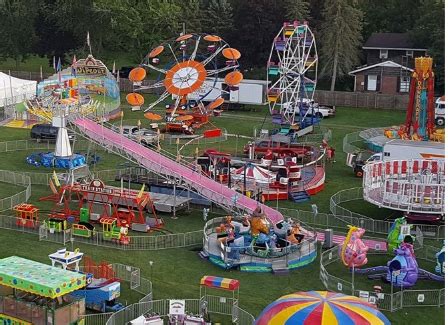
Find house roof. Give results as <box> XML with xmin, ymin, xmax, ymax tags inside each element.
<box><xmin>363</xmin><ymin>33</ymin><xmax>427</xmax><ymax>51</ymax></box>
<box><xmin>349</xmin><ymin>61</ymin><xmax>414</xmax><ymax>75</ymax></box>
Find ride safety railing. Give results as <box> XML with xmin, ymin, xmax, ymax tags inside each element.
<box><xmin>327</xmin><ymin>187</ymin><xmax>445</xmax><ymax>240</ymax></box>
<box><xmin>319</xmin><ymin>245</ymin><xmax>445</xmax><ymax>312</ymax></box>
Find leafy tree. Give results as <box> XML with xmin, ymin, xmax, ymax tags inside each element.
<box><xmin>319</xmin><ymin>0</ymin><xmax>363</xmax><ymax>91</ymax></box>
<box><xmin>410</xmin><ymin>0</ymin><xmax>445</xmax><ymax>92</ymax></box>
<box><xmin>0</xmin><ymin>0</ymin><xmax>38</xmax><ymax>67</ymax></box>
<box><xmin>230</xmin><ymin>0</ymin><xmax>286</xmax><ymax>68</ymax></box>
<box><xmin>177</xmin><ymin>0</ymin><xmax>203</xmax><ymax>33</ymax></box>
<box><xmin>202</xmin><ymin>0</ymin><xmax>234</xmax><ymax>39</ymax></box>
<box><xmin>284</xmin><ymin>0</ymin><xmax>310</xmax><ymax>21</ymax></box>
<box><xmin>359</xmin><ymin>0</ymin><xmax>422</xmax><ymax>39</ymax></box>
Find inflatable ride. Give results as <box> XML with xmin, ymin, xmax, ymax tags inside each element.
<box><xmin>339</xmin><ymin>226</ymin><xmax>369</xmax><ymax>268</ymax></box>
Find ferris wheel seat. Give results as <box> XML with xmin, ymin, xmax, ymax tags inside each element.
<box><xmin>207</xmin><ymin>45</ymin><xmax>217</xmax><ymax>52</ymax></box>
<box><xmin>304</xmin><ymin>84</ymin><xmax>316</xmax><ymax>92</ymax></box>
<box><xmin>268</xmin><ymin>67</ymin><xmax>280</xmax><ymax>76</ymax></box>
<box><xmin>275</xmin><ymin>43</ymin><xmax>286</xmax><ymax>51</ymax></box>
<box><xmin>304</xmin><ymin>40</ymin><xmax>313</xmax><ymax>46</ymax></box>
<box><xmin>225</xmin><ymin>60</ymin><xmax>237</xmax><ymax>66</ymax></box>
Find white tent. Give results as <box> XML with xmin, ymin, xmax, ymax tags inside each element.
<box><xmin>0</xmin><ymin>72</ymin><xmax>36</xmax><ymax>108</ymax></box>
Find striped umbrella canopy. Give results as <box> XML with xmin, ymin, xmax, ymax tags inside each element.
<box><xmin>232</xmin><ymin>164</ymin><xmax>276</xmax><ymax>184</ymax></box>
<box><xmin>255</xmin><ymin>291</ymin><xmax>390</xmax><ymax>325</ymax></box>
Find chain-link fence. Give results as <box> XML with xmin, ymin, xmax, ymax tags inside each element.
<box><xmin>320</xmin><ymin>246</ymin><xmax>445</xmax><ymax>312</ymax></box>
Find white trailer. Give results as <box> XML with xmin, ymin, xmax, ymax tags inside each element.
<box><xmin>188</xmin><ymin>78</ymin><xmax>268</xmax><ymax>105</ymax></box>
<box><xmin>376</xmin><ymin>139</ymin><xmax>445</xmax><ymax>161</ymax></box>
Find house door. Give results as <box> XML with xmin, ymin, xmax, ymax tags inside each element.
<box><xmin>367</xmin><ymin>75</ymin><xmax>377</xmax><ymax>91</ymax></box>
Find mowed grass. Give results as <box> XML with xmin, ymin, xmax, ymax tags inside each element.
<box><xmin>0</xmin><ymin>98</ymin><xmax>443</xmax><ymax>324</ymax></box>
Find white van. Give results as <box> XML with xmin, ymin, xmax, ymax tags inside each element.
<box><xmin>435</xmin><ymin>96</ymin><xmax>445</xmax><ymax>126</ymax></box>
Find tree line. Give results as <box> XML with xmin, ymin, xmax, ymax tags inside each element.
<box><xmin>0</xmin><ymin>0</ymin><xmax>444</xmax><ymax>91</ymax></box>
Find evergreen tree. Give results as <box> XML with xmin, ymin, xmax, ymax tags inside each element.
<box><xmin>411</xmin><ymin>0</ymin><xmax>444</xmax><ymax>92</ymax></box>
<box><xmin>319</xmin><ymin>0</ymin><xmax>363</xmax><ymax>91</ymax></box>
<box><xmin>284</xmin><ymin>0</ymin><xmax>310</xmax><ymax>21</ymax></box>
<box><xmin>178</xmin><ymin>0</ymin><xmax>203</xmax><ymax>33</ymax></box>
<box><xmin>202</xmin><ymin>0</ymin><xmax>234</xmax><ymax>39</ymax></box>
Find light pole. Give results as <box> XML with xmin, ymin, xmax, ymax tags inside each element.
<box><xmin>149</xmin><ymin>260</ymin><xmax>154</xmax><ymax>281</ymax></box>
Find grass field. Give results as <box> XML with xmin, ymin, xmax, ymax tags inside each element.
<box><xmin>0</xmin><ymin>98</ymin><xmax>444</xmax><ymax>324</ymax></box>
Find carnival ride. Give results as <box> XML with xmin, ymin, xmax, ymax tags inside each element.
<box><xmin>197</xmin><ymin>144</ymin><xmax>326</xmax><ymax>202</ymax></box>
<box><xmin>0</xmin><ymin>256</ymin><xmax>87</xmax><ymax>324</ymax></box>
<box><xmin>354</xmin><ymin>238</ymin><xmax>444</xmax><ymax>288</ymax></box>
<box><xmin>13</xmin><ymin>203</ymin><xmax>39</xmax><ymax>228</ymax></box>
<box><xmin>363</xmin><ymin>159</ymin><xmax>445</xmax><ymax>215</ymax></box>
<box><xmin>43</xmin><ymin>178</ymin><xmax>160</xmax><ymax>235</ymax></box>
<box><xmin>267</xmin><ymin>21</ymin><xmax>319</xmax><ymax>129</ymax></box>
<box><xmin>70</xmin><ymin>115</ymin><xmax>284</xmax><ymax>226</ymax></box>
<box><xmin>69</xmin><ymin>255</ymin><xmax>125</xmax><ymax>313</ymax></box>
<box><xmin>127</xmin><ymin>33</ymin><xmax>242</xmax><ymax>134</ymax></box>
<box><xmin>202</xmin><ymin>212</ymin><xmax>318</xmax><ymax>273</ymax></box>
<box><xmin>255</xmin><ymin>291</ymin><xmax>391</xmax><ymax>325</ymax></box>
<box><xmin>339</xmin><ymin>226</ymin><xmax>369</xmax><ymax>268</ymax></box>
<box><xmin>387</xmin><ymin>217</ymin><xmax>413</xmax><ymax>253</ymax></box>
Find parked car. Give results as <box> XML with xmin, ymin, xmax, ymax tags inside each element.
<box><xmin>112</xmin><ymin>125</ymin><xmax>158</xmax><ymax>146</ymax></box>
<box><xmin>313</xmin><ymin>105</ymin><xmax>336</xmax><ymax>118</ymax></box>
<box><xmin>282</xmin><ymin>100</ymin><xmax>336</xmax><ymax>118</ymax></box>
<box><xmin>30</xmin><ymin>124</ymin><xmax>75</xmax><ymax>142</ymax></box>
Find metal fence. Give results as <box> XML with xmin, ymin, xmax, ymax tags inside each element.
<box><xmin>320</xmin><ymin>245</ymin><xmax>445</xmax><ymax>312</ymax></box>
<box><xmin>314</xmin><ymin>90</ymin><xmax>409</xmax><ymax>110</ymax></box>
<box><xmin>39</xmin><ymin>221</ymin><xmax>204</xmax><ymax>250</ymax></box>
<box><xmin>102</xmin><ymin>296</ymin><xmax>254</xmax><ymax>325</ymax></box>
<box><xmin>0</xmin><ymin>170</ymin><xmax>31</xmax><ymax>211</ymax></box>
<box><xmin>80</xmin><ymin>263</ymin><xmax>153</xmax><ymax>325</ymax></box>
<box><xmin>328</xmin><ymin>187</ymin><xmax>445</xmax><ymax>239</ymax></box>
<box><xmin>343</xmin><ymin>131</ymin><xmax>367</xmax><ymax>154</ymax></box>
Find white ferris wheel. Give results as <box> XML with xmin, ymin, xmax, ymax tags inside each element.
<box><xmin>267</xmin><ymin>21</ymin><xmax>318</xmax><ymax>127</ymax></box>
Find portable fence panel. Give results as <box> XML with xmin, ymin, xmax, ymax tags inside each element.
<box><xmin>82</xmin><ymin>312</ymin><xmax>114</xmax><ymax>325</ymax></box>
<box><xmin>402</xmin><ymin>290</ymin><xmax>443</xmax><ymax>307</ymax></box>
<box><xmin>204</xmin><ymin>295</ymin><xmax>236</xmax><ymax>315</ymax></box>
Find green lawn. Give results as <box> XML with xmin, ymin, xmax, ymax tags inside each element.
<box><xmin>0</xmin><ymin>100</ymin><xmax>443</xmax><ymax>324</ymax></box>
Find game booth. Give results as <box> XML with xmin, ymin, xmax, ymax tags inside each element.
<box><xmin>0</xmin><ymin>256</ymin><xmax>86</xmax><ymax>325</ymax></box>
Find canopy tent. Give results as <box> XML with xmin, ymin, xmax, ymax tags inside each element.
<box><xmin>255</xmin><ymin>291</ymin><xmax>391</xmax><ymax>325</ymax></box>
<box><xmin>232</xmin><ymin>163</ymin><xmax>276</xmax><ymax>185</ymax></box>
<box><xmin>200</xmin><ymin>276</ymin><xmax>240</xmax><ymax>291</ymax></box>
<box><xmin>0</xmin><ymin>72</ymin><xmax>36</xmax><ymax>108</ymax></box>
<box><xmin>0</xmin><ymin>256</ymin><xmax>86</xmax><ymax>298</ymax></box>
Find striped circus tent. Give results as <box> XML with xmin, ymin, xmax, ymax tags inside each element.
<box><xmin>255</xmin><ymin>291</ymin><xmax>390</xmax><ymax>325</ymax></box>
<box><xmin>232</xmin><ymin>163</ymin><xmax>276</xmax><ymax>185</ymax></box>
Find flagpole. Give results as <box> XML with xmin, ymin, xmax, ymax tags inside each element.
<box><xmin>87</xmin><ymin>31</ymin><xmax>92</xmax><ymax>55</ymax></box>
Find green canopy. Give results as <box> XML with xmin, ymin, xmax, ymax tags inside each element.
<box><xmin>0</xmin><ymin>256</ymin><xmax>86</xmax><ymax>298</ymax></box>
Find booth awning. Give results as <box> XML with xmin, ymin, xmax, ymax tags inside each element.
<box><xmin>0</xmin><ymin>256</ymin><xmax>86</xmax><ymax>298</ymax></box>
<box><xmin>200</xmin><ymin>276</ymin><xmax>240</xmax><ymax>291</ymax></box>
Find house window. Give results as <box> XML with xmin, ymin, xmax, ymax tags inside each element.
<box><xmin>367</xmin><ymin>75</ymin><xmax>378</xmax><ymax>91</ymax></box>
<box><xmin>406</xmin><ymin>50</ymin><xmax>414</xmax><ymax>57</ymax></box>
<box><xmin>379</xmin><ymin>49</ymin><xmax>388</xmax><ymax>59</ymax></box>
<box><xmin>400</xmin><ymin>76</ymin><xmax>410</xmax><ymax>92</ymax></box>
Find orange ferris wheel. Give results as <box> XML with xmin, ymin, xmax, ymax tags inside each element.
<box><xmin>127</xmin><ymin>33</ymin><xmax>243</xmax><ymax>118</ymax></box>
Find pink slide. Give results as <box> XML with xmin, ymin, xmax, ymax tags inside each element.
<box><xmin>73</xmin><ymin>118</ymin><xmax>284</xmax><ymax>224</ymax></box>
